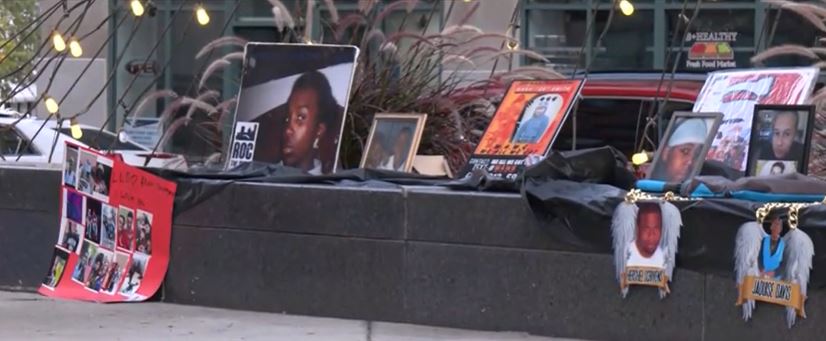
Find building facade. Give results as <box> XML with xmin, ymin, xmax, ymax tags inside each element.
<box><xmin>34</xmin><ymin>0</ymin><xmax>817</xmax><ymax>157</ymax></box>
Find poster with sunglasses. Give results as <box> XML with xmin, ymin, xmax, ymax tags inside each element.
<box><xmin>745</xmin><ymin>105</ymin><xmax>815</xmax><ymax>177</ymax></box>
<box><xmin>227</xmin><ymin>43</ymin><xmax>360</xmax><ymax>175</ymax></box>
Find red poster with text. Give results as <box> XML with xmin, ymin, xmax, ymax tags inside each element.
<box><xmin>39</xmin><ymin>142</ymin><xmax>176</xmax><ymax>302</ymax></box>
<box><xmin>464</xmin><ymin>79</ymin><xmax>584</xmax><ymax>180</ymax></box>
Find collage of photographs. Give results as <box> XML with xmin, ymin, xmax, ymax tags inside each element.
<box><xmin>42</xmin><ymin>145</ymin><xmax>153</xmax><ymax>300</ymax></box>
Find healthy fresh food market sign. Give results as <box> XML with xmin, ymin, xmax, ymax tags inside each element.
<box><xmin>686</xmin><ymin>32</ymin><xmax>737</xmax><ymax>70</ymax></box>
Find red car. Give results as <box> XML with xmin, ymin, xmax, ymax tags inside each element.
<box><xmin>557</xmin><ymin>71</ymin><xmax>707</xmax><ymax>155</ymax></box>
<box><xmin>454</xmin><ymin>71</ymin><xmax>708</xmax><ymax>157</ymax></box>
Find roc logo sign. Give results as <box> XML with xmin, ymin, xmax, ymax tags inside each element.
<box><xmin>228</xmin><ymin>122</ymin><xmax>258</xmax><ymax>168</ymax></box>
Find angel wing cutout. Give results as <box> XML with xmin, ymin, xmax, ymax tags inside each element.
<box><xmin>611</xmin><ymin>201</ymin><xmax>637</xmax><ymax>298</ymax></box>
<box><xmin>782</xmin><ymin>228</ymin><xmax>814</xmax><ymax>328</ymax></box>
<box><xmin>659</xmin><ymin>201</ymin><xmax>682</xmax><ymax>299</ymax></box>
<box><xmin>734</xmin><ymin>221</ymin><xmax>766</xmax><ymax>321</ymax></box>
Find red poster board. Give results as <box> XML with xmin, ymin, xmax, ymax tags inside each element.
<box><xmin>39</xmin><ymin>142</ymin><xmax>176</xmax><ymax>302</ymax></box>
<box><xmin>464</xmin><ymin>79</ymin><xmax>584</xmax><ymax>180</ymax></box>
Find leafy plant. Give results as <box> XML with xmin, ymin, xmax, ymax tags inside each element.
<box><xmin>0</xmin><ymin>0</ymin><xmax>39</xmax><ymax>101</ymax></box>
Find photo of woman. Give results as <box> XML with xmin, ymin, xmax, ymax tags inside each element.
<box><xmin>230</xmin><ymin>43</ymin><xmax>359</xmax><ymax>174</ymax></box>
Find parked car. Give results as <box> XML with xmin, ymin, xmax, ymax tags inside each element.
<box><xmin>0</xmin><ymin>110</ymin><xmax>186</xmax><ymax>170</ymax></box>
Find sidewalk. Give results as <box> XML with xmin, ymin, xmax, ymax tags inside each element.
<box><xmin>0</xmin><ymin>291</ymin><xmax>579</xmax><ymax>340</ymax></box>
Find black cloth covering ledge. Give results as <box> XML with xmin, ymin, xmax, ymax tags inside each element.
<box><xmin>149</xmin><ymin>147</ymin><xmax>826</xmax><ymax>288</ymax></box>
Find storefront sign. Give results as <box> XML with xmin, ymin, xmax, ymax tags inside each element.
<box><xmin>686</xmin><ymin>31</ymin><xmax>737</xmax><ymax>70</ymax></box>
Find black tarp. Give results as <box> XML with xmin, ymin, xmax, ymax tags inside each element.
<box><xmin>151</xmin><ymin>146</ymin><xmax>826</xmax><ymax>288</ymax></box>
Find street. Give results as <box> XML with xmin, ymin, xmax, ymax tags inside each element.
<box><xmin>0</xmin><ymin>291</ymin><xmax>576</xmax><ymax>340</ymax></box>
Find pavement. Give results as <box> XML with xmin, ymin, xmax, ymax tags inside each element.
<box><xmin>0</xmin><ymin>291</ymin><xmax>579</xmax><ymax>340</ymax></box>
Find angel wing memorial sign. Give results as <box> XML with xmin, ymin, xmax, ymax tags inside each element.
<box><xmin>734</xmin><ymin>203</ymin><xmax>814</xmax><ymax>328</ymax></box>
<box><xmin>611</xmin><ymin>193</ymin><xmax>682</xmax><ymax>298</ymax></box>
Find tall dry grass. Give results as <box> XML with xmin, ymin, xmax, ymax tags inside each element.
<box><xmin>148</xmin><ymin>0</ymin><xmax>559</xmax><ymax>171</ymax></box>
<box><xmin>755</xmin><ymin>0</ymin><xmax>826</xmax><ymax>178</ymax></box>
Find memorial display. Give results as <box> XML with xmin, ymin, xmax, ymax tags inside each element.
<box><xmin>464</xmin><ymin>79</ymin><xmax>584</xmax><ymax>180</ymax></box>
<box><xmin>648</xmin><ymin>112</ymin><xmax>722</xmax><ymax>183</ymax></box>
<box><xmin>611</xmin><ymin>190</ymin><xmax>682</xmax><ymax>298</ymax></box>
<box><xmin>693</xmin><ymin>67</ymin><xmax>818</xmax><ymax>172</ymax></box>
<box><xmin>745</xmin><ymin>105</ymin><xmax>815</xmax><ymax>177</ymax></box>
<box><xmin>735</xmin><ymin>203</ymin><xmax>815</xmax><ymax>328</ymax></box>
<box><xmin>228</xmin><ymin>43</ymin><xmax>359</xmax><ymax>174</ymax></box>
<box><xmin>39</xmin><ymin>143</ymin><xmax>176</xmax><ymax>302</ymax></box>
<box><xmin>360</xmin><ymin>113</ymin><xmax>427</xmax><ymax>172</ymax></box>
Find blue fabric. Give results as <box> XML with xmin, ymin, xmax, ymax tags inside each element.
<box><xmin>761</xmin><ymin>236</ymin><xmax>784</xmax><ymax>280</ymax></box>
<box><xmin>635</xmin><ymin>179</ymin><xmax>666</xmax><ymax>193</ymax></box>
<box><xmin>513</xmin><ymin>115</ymin><xmax>549</xmax><ymax>143</ymax></box>
<box><xmin>730</xmin><ymin>191</ymin><xmax>825</xmax><ymax>203</ymax></box>
<box><xmin>689</xmin><ymin>183</ymin><xmax>718</xmax><ymax>198</ymax></box>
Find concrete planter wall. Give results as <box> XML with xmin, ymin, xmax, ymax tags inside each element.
<box><xmin>1</xmin><ymin>168</ymin><xmax>823</xmax><ymax>340</ymax></box>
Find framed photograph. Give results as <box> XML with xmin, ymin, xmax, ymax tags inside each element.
<box><xmin>648</xmin><ymin>111</ymin><xmax>723</xmax><ymax>183</ymax></box>
<box><xmin>463</xmin><ymin>79</ymin><xmax>585</xmax><ymax>180</ymax></box>
<box><xmin>693</xmin><ymin>67</ymin><xmax>818</xmax><ymax>172</ymax></box>
<box><xmin>360</xmin><ymin>113</ymin><xmax>427</xmax><ymax>172</ymax></box>
<box><xmin>228</xmin><ymin>43</ymin><xmax>360</xmax><ymax>174</ymax></box>
<box><xmin>745</xmin><ymin>105</ymin><xmax>815</xmax><ymax>177</ymax></box>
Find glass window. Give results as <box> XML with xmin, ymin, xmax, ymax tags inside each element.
<box><xmin>761</xmin><ymin>9</ymin><xmax>819</xmax><ymax>67</ymax></box>
<box><xmin>526</xmin><ymin>9</ymin><xmax>588</xmax><ymax>73</ymax></box>
<box><xmin>590</xmin><ymin>9</ymin><xmax>654</xmax><ymax>70</ymax></box>
<box><xmin>168</xmin><ymin>9</ymin><xmax>227</xmax><ymax>97</ymax></box>
<box><xmin>56</xmin><ymin>128</ymin><xmax>144</xmax><ymax>151</ymax></box>
<box><xmin>0</xmin><ymin>126</ymin><xmax>37</xmax><ymax>155</ymax></box>
<box><xmin>554</xmin><ymin>99</ymin><xmax>694</xmax><ymax>156</ymax></box>
<box><xmin>555</xmin><ymin>98</ymin><xmax>651</xmax><ymax>154</ymax></box>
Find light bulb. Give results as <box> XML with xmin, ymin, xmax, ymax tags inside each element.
<box><xmin>195</xmin><ymin>5</ymin><xmax>210</xmax><ymax>25</ymax></box>
<box><xmin>619</xmin><ymin>0</ymin><xmax>634</xmax><ymax>16</ymax></box>
<box><xmin>45</xmin><ymin>97</ymin><xmax>59</xmax><ymax>114</ymax></box>
<box><xmin>118</xmin><ymin>131</ymin><xmax>129</xmax><ymax>143</ymax></box>
<box><xmin>631</xmin><ymin>151</ymin><xmax>649</xmax><ymax>166</ymax></box>
<box><xmin>52</xmin><ymin>32</ymin><xmax>66</xmax><ymax>52</ymax></box>
<box><xmin>130</xmin><ymin>0</ymin><xmax>145</xmax><ymax>16</ymax></box>
<box><xmin>70</xmin><ymin>119</ymin><xmax>83</xmax><ymax>139</ymax></box>
<box><xmin>68</xmin><ymin>39</ymin><xmax>82</xmax><ymax>57</ymax></box>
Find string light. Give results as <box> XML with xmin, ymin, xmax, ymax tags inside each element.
<box><xmin>45</xmin><ymin>97</ymin><xmax>60</xmax><ymax>114</ymax></box>
<box><xmin>68</xmin><ymin>39</ymin><xmax>82</xmax><ymax>57</ymax></box>
<box><xmin>130</xmin><ymin>0</ymin><xmax>145</xmax><ymax>17</ymax></box>
<box><xmin>631</xmin><ymin>151</ymin><xmax>650</xmax><ymax>166</ymax></box>
<box><xmin>70</xmin><ymin>118</ymin><xmax>83</xmax><ymax>139</ymax></box>
<box><xmin>52</xmin><ymin>32</ymin><xmax>66</xmax><ymax>52</ymax></box>
<box><xmin>619</xmin><ymin>0</ymin><xmax>634</xmax><ymax>16</ymax></box>
<box><xmin>195</xmin><ymin>5</ymin><xmax>210</xmax><ymax>25</ymax></box>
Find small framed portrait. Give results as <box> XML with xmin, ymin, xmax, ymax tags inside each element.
<box><xmin>745</xmin><ymin>105</ymin><xmax>815</xmax><ymax>177</ymax></box>
<box><xmin>648</xmin><ymin>112</ymin><xmax>723</xmax><ymax>183</ymax></box>
<box><xmin>360</xmin><ymin>113</ymin><xmax>427</xmax><ymax>172</ymax></box>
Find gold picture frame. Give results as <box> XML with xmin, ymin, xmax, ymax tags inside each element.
<box><xmin>360</xmin><ymin>113</ymin><xmax>427</xmax><ymax>172</ymax></box>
